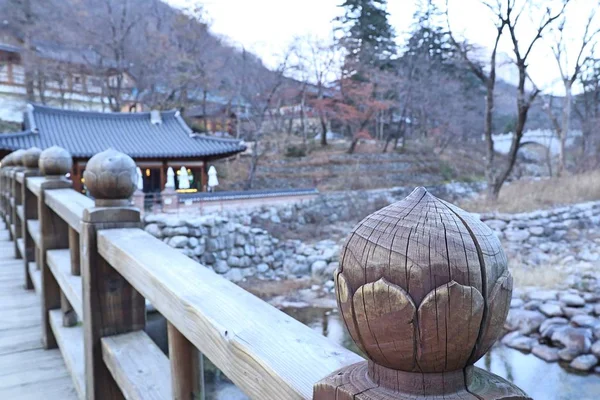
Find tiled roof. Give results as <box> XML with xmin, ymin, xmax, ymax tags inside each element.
<box><xmin>0</xmin><ymin>104</ymin><xmax>246</xmax><ymax>159</ymax></box>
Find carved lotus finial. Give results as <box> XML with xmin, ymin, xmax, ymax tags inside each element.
<box><xmin>11</xmin><ymin>149</ymin><xmax>26</xmax><ymax>167</ymax></box>
<box><xmin>335</xmin><ymin>187</ymin><xmax>512</xmax><ymax>374</ymax></box>
<box><xmin>39</xmin><ymin>146</ymin><xmax>72</xmax><ymax>176</ymax></box>
<box><xmin>23</xmin><ymin>147</ymin><xmax>42</xmax><ymax>169</ymax></box>
<box><xmin>83</xmin><ymin>149</ymin><xmax>137</xmax><ymax>201</ymax></box>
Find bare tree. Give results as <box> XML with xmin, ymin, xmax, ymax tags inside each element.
<box><xmin>244</xmin><ymin>52</ymin><xmax>292</xmax><ymax>189</ymax></box>
<box><xmin>448</xmin><ymin>0</ymin><xmax>568</xmax><ymax>199</ymax></box>
<box><xmin>543</xmin><ymin>8</ymin><xmax>599</xmax><ymax>175</ymax></box>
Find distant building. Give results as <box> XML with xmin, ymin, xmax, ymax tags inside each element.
<box><xmin>183</xmin><ymin>93</ymin><xmax>251</xmax><ymax>137</ymax></box>
<box><xmin>0</xmin><ymin>104</ymin><xmax>246</xmax><ymax>194</ymax></box>
<box><xmin>0</xmin><ymin>28</ymin><xmax>136</xmax><ymax>123</ymax></box>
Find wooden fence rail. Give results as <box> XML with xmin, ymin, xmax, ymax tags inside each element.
<box><xmin>0</xmin><ymin>147</ymin><xmax>531</xmax><ymax>400</ymax></box>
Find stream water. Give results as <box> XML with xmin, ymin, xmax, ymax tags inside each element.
<box><xmin>146</xmin><ymin>307</ymin><xmax>600</xmax><ymax>400</ymax></box>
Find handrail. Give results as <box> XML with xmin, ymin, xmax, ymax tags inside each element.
<box><xmin>0</xmin><ymin>147</ymin><xmax>532</xmax><ymax>400</ymax></box>
<box><xmin>45</xmin><ymin>189</ymin><xmax>93</xmax><ymax>233</ymax></box>
<box><xmin>98</xmin><ymin>227</ymin><xmax>361</xmax><ymax>399</ymax></box>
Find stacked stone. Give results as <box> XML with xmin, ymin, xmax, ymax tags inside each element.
<box><xmin>480</xmin><ymin>201</ymin><xmax>600</xmax><ymax>266</ymax></box>
<box><xmin>143</xmin><ymin>214</ymin><xmax>340</xmax><ymax>282</ymax></box>
<box><xmin>504</xmin><ymin>275</ymin><xmax>600</xmax><ymax>373</ymax></box>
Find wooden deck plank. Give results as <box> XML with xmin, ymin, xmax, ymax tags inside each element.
<box><xmin>0</xmin><ymin>226</ymin><xmax>79</xmax><ymax>399</ymax></box>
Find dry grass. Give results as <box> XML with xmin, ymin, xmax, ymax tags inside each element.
<box><xmin>510</xmin><ymin>265</ymin><xmax>569</xmax><ymax>289</ymax></box>
<box><xmin>461</xmin><ymin>170</ymin><xmax>600</xmax><ymax>214</ymax></box>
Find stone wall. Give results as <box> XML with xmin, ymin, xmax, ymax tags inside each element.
<box><xmin>143</xmin><ymin>214</ymin><xmax>340</xmax><ymax>283</ymax></box>
<box><xmin>479</xmin><ymin>201</ymin><xmax>600</xmax><ymax>266</ymax></box>
<box><xmin>235</xmin><ymin>181</ymin><xmax>486</xmax><ymax>231</ymax></box>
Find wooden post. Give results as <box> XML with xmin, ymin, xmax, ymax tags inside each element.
<box><xmin>168</xmin><ymin>322</ymin><xmax>201</xmax><ymax>400</ymax></box>
<box><xmin>313</xmin><ymin>187</ymin><xmax>531</xmax><ymax>400</ymax></box>
<box><xmin>80</xmin><ymin>149</ymin><xmax>145</xmax><ymax>400</ymax></box>
<box><xmin>38</xmin><ymin>146</ymin><xmax>73</xmax><ymax>349</ymax></box>
<box><xmin>0</xmin><ymin>153</ymin><xmax>14</xmax><ymax>229</ymax></box>
<box><xmin>68</xmin><ymin>226</ymin><xmax>80</xmax><ymax>276</ymax></box>
<box><xmin>21</xmin><ymin>147</ymin><xmax>42</xmax><ymax>289</ymax></box>
<box><xmin>61</xmin><ymin>292</ymin><xmax>78</xmax><ymax>327</ymax></box>
<box><xmin>11</xmin><ymin>149</ymin><xmax>26</xmax><ymax>259</ymax></box>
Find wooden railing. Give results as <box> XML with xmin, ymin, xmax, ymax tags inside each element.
<box><xmin>0</xmin><ymin>147</ymin><xmax>531</xmax><ymax>400</ymax></box>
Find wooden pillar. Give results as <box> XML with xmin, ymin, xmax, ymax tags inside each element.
<box><xmin>21</xmin><ymin>147</ymin><xmax>42</xmax><ymax>290</ymax></box>
<box><xmin>168</xmin><ymin>322</ymin><xmax>201</xmax><ymax>400</ymax></box>
<box><xmin>201</xmin><ymin>161</ymin><xmax>207</xmax><ymax>192</ymax></box>
<box><xmin>37</xmin><ymin>146</ymin><xmax>73</xmax><ymax>349</ymax></box>
<box><xmin>160</xmin><ymin>161</ymin><xmax>167</xmax><ymax>191</ymax></box>
<box><xmin>313</xmin><ymin>187</ymin><xmax>531</xmax><ymax>400</ymax></box>
<box><xmin>80</xmin><ymin>149</ymin><xmax>144</xmax><ymax>400</ymax></box>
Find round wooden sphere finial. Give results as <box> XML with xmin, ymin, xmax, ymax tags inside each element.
<box><xmin>39</xmin><ymin>146</ymin><xmax>72</xmax><ymax>176</ymax></box>
<box><xmin>83</xmin><ymin>149</ymin><xmax>137</xmax><ymax>201</ymax></box>
<box><xmin>335</xmin><ymin>187</ymin><xmax>512</xmax><ymax>379</ymax></box>
<box><xmin>23</xmin><ymin>147</ymin><xmax>42</xmax><ymax>169</ymax></box>
<box><xmin>11</xmin><ymin>149</ymin><xmax>26</xmax><ymax>167</ymax></box>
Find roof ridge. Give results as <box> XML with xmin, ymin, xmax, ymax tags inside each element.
<box><xmin>29</xmin><ymin>103</ymin><xmax>178</xmax><ymax>119</ymax></box>
<box><xmin>0</xmin><ymin>130</ymin><xmax>34</xmax><ymax>138</ymax></box>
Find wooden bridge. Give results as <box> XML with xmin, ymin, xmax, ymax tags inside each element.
<box><xmin>0</xmin><ymin>146</ymin><xmax>531</xmax><ymax>400</ymax></box>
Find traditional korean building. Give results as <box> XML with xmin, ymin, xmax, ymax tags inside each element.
<box><xmin>0</xmin><ymin>103</ymin><xmax>246</xmax><ymax>194</ymax></box>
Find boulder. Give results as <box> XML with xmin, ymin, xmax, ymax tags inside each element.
<box><xmin>510</xmin><ymin>298</ymin><xmax>524</xmax><ymax>308</ymax></box>
<box><xmin>571</xmin><ymin>315</ymin><xmax>598</xmax><ymax>329</ymax></box>
<box><xmin>256</xmin><ymin>263</ymin><xmax>270</xmax><ymax>273</ymax></box>
<box><xmin>223</xmin><ymin>268</ymin><xmax>245</xmax><ymax>283</ymax></box>
<box><xmin>531</xmin><ymin>345</ymin><xmax>560</xmax><ymax>362</ymax></box>
<box><xmin>551</xmin><ymin>326</ymin><xmax>592</xmax><ymax>355</ymax></box>
<box><xmin>558</xmin><ymin>348</ymin><xmax>580</xmax><ymax>362</ymax></box>
<box><xmin>570</xmin><ymin>354</ymin><xmax>599</xmax><ymax>372</ymax></box>
<box><xmin>539</xmin><ymin>303</ymin><xmax>564</xmax><ymax>317</ymax></box>
<box><xmin>310</xmin><ymin>260</ymin><xmax>329</xmax><ymax>279</ymax></box>
<box><xmin>168</xmin><ymin>236</ymin><xmax>188</xmax><ymax>248</ymax></box>
<box><xmin>528</xmin><ymin>226</ymin><xmax>545</xmax><ymax>236</ymax></box>
<box><xmin>591</xmin><ymin>341</ymin><xmax>600</xmax><ymax>358</ymax></box>
<box><xmin>540</xmin><ymin>317</ymin><xmax>569</xmax><ymax>338</ymax></box>
<box><xmin>485</xmin><ymin>219</ymin><xmax>508</xmax><ymax>231</ymax></box>
<box><xmin>188</xmin><ymin>237</ymin><xmax>199</xmax><ymax>248</ymax></box>
<box><xmin>528</xmin><ymin>290</ymin><xmax>558</xmax><ymax>302</ymax></box>
<box><xmin>560</xmin><ymin>293</ymin><xmax>586</xmax><ymax>307</ymax></box>
<box><xmin>144</xmin><ymin>223</ymin><xmax>163</xmax><ymax>238</ymax></box>
<box><xmin>504</xmin><ymin>335</ymin><xmax>537</xmax><ymax>352</ymax></box>
<box><xmin>504</xmin><ymin>229</ymin><xmax>530</xmax><ymax>242</ymax></box>
<box><xmin>214</xmin><ymin>260</ymin><xmax>230</xmax><ymax>274</ymax></box>
<box><xmin>505</xmin><ymin>309</ymin><xmax>546</xmax><ymax>335</ymax></box>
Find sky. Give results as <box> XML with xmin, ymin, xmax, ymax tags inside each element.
<box><xmin>165</xmin><ymin>0</ymin><xmax>600</xmax><ymax>95</ymax></box>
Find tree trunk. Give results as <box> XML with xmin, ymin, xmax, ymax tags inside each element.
<box><xmin>484</xmin><ymin>79</ymin><xmax>496</xmax><ymax>201</ymax></box>
<box><xmin>202</xmin><ymin>90</ymin><xmax>208</xmax><ymax>133</ymax></box>
<box><xmin>557</xmin><ymin>80</ymin><xmax>572</xmax><ymax>176</ymax></box>
<box><xmin>348</xmin><ymin>138</ymin><xmax>359</xmax><ymax>154</ymax></box>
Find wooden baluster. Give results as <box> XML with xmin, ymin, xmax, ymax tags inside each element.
<box><xmin>313</xmin><ymin>187</ymin><xmax>531</xmax><ymax>400</ymax></box>
<box><xmin>80</xmin><ymin>149</ymin><xmax>144</xmax><ymax>400</ymax></box>
<box><xmin>38</xmin><ymin>146</ymin><xmax>73</xmax><ymax>349</ymax></box>
<box><xmin>21</xmin><ymin>147</ymin><xmax>42</xmax><ymax>289</ymax></box>
<box><xmin>168</xmin><ymin>322</ymin><xmax>201</xmax><ymax>400</ymax></box>
<box><xmin>10</xmin><ymin>149</ymin><xmax>25</xmax><ymax>258</ymax></box>
<box><xmin>61</xmin><ymin>292</ymin><xmax>78</xmax><ymax>327</ymax></box>
<box><xmin>68</xmin><ymin>226</ymin><xmax>80</xmax><ymax>276</ymax></box>
<box><xmin>0</xmin><ymin>153</ymin><xmax>12</xmax><ymax>228</ymax></box>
